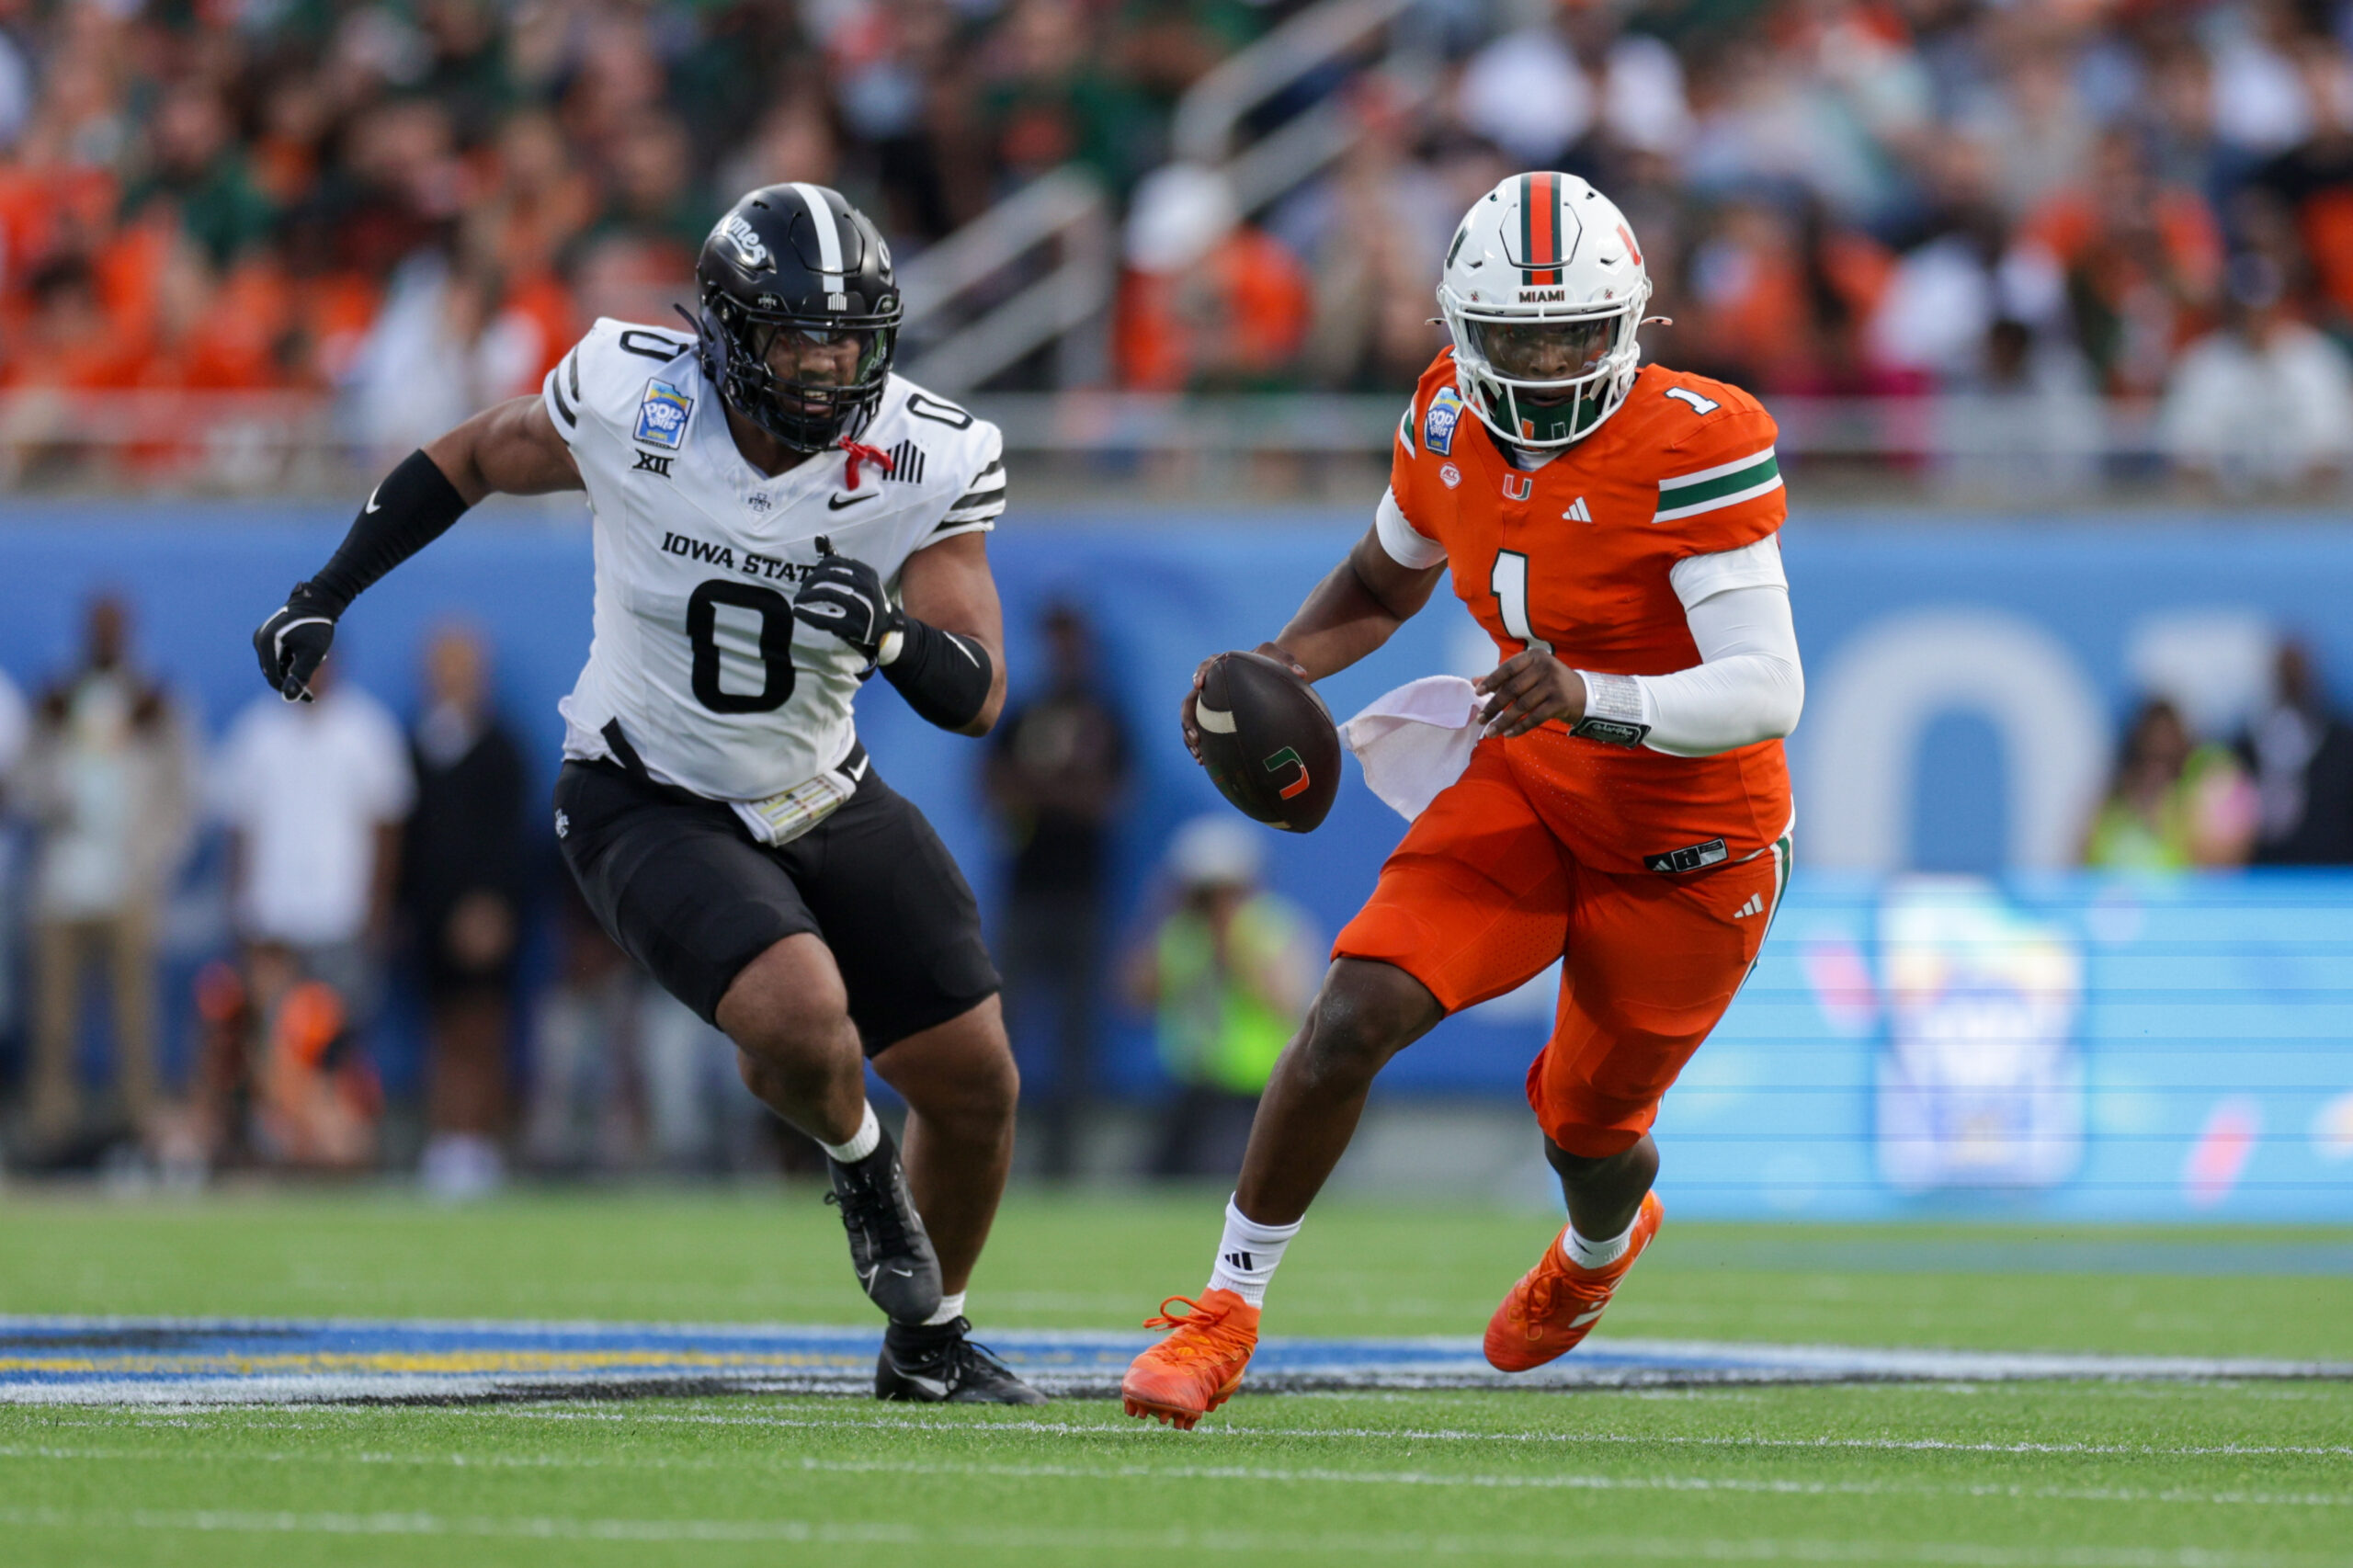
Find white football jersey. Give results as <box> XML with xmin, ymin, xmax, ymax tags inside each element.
<box><xmin>541</xmin><ymin>316</ymin><xmax>1006</xmax><ymax>801</ymax></box>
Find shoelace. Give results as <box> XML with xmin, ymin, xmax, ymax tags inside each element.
<box><xmin>1518</xmin><ymin>1264</ymin><xmax>1611</xmax><ymax>1328</ymax></box>
<box><xmin>1141</xmin><ymin>1295</ymin><xmax>1250</xmax><ymax>1363</ymax></box>
<box><xmin>940</xmin><ymin>1335</ymin><xmax>1022</xmax><ymax>1387</ymax></box>
<box><xmin>839</xmin><ymin>436</ymin><xmax>896</xmax><ymax>489</ymax></box>
<box><xmin>824</xmin><ymin>1171</ymin><xmax>913</xmax><ymax>1257</ymax></box>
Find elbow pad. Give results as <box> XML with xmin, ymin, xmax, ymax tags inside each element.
<box><xmin>309</xmin><ymin>449</ymin><xmax>472</xmax><ymax>613</ymax></box>
<box><xmin>881</xmin><ymin>617</ymin><xmax>994</xmax><ymax>732</ymax></box>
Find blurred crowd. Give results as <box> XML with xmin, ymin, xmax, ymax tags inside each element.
<box><xmin>0</xmin><ymin>590</ymin><xmax>2346</xmax><ymax>1183</ymax></box>
<box><xmin>6</xmin><ymin>0</ymin><xmax>2353</xmax><ymax>483</ymax></box>
<box><xmin>0</xmin><ymin>595</ymin><xmax>1328</xmax><ymax>1187</ymax></box>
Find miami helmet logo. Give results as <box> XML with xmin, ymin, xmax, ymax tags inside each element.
<box><xmin>1264</xmin><ymin>746</ymin><xmax>1313</xmax><ymax>801</ymax></box>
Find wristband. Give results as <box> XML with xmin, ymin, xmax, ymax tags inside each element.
<box><xmin>881</xmin><ymin>617</ymin><xmax>994</xmax><ymax>731</ymax></box>
<box><xmin>310</xmin><ymin>449</ymin><xmax>472</xmax><ymax>613</ymax></box>
<box><xmin>1570</xmin><ymin>670</ymin><xmax>1652</xmax><ymax>748</ymax></box>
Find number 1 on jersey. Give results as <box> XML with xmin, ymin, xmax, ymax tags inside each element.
<box><xmin>1492</xmin><ymin>550</ymin><xmax>1536</xmax><ymax>649</ymax></box>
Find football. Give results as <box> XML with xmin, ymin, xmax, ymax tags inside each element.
<box><xmin>1193</xmin><ymin>650</ymin><xmax>1341</xmax><ymax>833</ymax></box>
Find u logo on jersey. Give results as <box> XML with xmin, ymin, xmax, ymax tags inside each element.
<box><xmin>1501</xmin><ymin>472</ymin><xmax>1533</xmax><ymax>502</ymax></box>
<box><xmin>634</xmin><ymin>380</ymin><xmax>694</xmax><ymax>450</ymax></box>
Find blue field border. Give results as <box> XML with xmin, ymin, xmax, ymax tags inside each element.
<box><xmin>0</xmin><ymin>1317</ymin><xmax>2346</xmax><ymax>1405</ymax></box>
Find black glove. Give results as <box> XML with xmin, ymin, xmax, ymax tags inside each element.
<box><xmin>791</xmin><ymin>551</ymin><xmax>901</xmax><ymax>663</ymax></box>
<box><xmin>253</xmin><ymin>583</ymin><xmax>340</xmax><ymax>702</ymax></box>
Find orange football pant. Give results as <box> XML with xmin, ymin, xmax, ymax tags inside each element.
<box><xmin>1333</xmin><ymin>745</ymin><xmax>1789</xmax><ymax>1158</ymax></box>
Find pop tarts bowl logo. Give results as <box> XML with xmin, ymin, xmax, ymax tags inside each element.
<box><xmin>1425</xmin><ymin>388</ymin><xmax>1465</xmax><ymax>456</ymax></box>
<box><xmin>635</xmin><ymin>380</ymin><xmax>693</xmax><ymax>449</ymax></box>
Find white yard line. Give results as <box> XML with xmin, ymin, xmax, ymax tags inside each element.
<box><xmin>0</xmin><ymin>1505</ymin><xmax>2337</xmax><ymax>1565</ymax></box>
<box><xmin>3</xmin><ymin>1441</ymin><xmax>2346</xmax><ymax>1510</ymax></box>
<box><xmin>479</xmin><ymin>1404</ymin><xmax>2353</xmax><ymax>1460</ymax></box>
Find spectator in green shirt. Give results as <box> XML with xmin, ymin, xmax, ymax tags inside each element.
<box><xmin>1126</xmin><ymin>814</ymin><xmax>1318</xmax><ymax>1178</ymax></box>
<box><xmin>2084</xmin><ymin>697</ymin><xmax>2257</xmax><ymax>870</ymax></box>
<box><xmin>119</xmin><ymin>84</ymin><xmax>276</xmax><ymax>269</ymax></box>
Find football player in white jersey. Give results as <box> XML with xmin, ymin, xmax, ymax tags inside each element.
<box><xmin>253</xmin><ymin>184</ymin><xmax>1042</xmax><ymax>1403</ymax></box>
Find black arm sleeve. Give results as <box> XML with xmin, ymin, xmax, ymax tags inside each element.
<box><xmin>882</xmin><ymin>617</ymin><xmax>995</xmax><ymax>732</ymax></box>
<box><xmin>306</xmin><ymin>449</ymin><xmax>473</xmax><ymax>613</ymax></box>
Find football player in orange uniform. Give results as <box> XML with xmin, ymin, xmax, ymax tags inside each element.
<box><xmin>1122</xmin><ymin>172</ymin><xmax>1804</xmax><ymax>1428</ymax></box>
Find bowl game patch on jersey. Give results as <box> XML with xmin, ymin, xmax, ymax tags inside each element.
<box><xmin>634</xmin><ymin>380</ymin><xmax>694</xmax><ymax>449</ymax></box>
<box><xmin>1424</xmin><ymin>387</ymin><xmax>1465</xmax><ymax>455</ymax></box>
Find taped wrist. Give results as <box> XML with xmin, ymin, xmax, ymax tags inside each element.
<box><xmin>881</xmin><ymin>617</ymin><xmax>994</xmax><ymax>731</ymax></box>
<box><xmin>309</xmin><ymin>449</ymin><xmax>472</xmax><ymax>613</ymax></box>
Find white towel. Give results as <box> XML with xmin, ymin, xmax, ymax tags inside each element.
<box><xmin>1340</xmin><ymin>675</ymin><xmax>1483</xmax><ymax>822</ymax></box>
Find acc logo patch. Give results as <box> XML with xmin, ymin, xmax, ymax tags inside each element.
<box><xmin>634</xmin><ymin>380</ymin><xmax>693</xmax><ymax>449</ymax></box>
<box><xmin>1439</xmin><ymin>462</ymin><xmax>1462</xmax><ymax>489</ymax></box>
<box><xmin>1424</xmin><ymin>388</ymin><xmax>1465</xmax><ymax>456</ymax></box>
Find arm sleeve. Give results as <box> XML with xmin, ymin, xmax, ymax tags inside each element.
<box><xmin>1579</xmin><ymin>579</ymin><xmax>1803</xmax><ymax>757</ymax></box>
<box><xmin>1374</xmin><ymin>486</ymin><xmax>1447</xmax><ymax>570</ymax></box>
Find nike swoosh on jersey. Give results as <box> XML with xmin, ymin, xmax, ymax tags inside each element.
<box><xmin>827</xmin><ymin>492</ymin><xmax>878</xmax><ymax>510</ymax></box>
<box><xmin>364</xmin><ymin>488</ymin><xmax>381</xmax><ymax>513</ymax></box>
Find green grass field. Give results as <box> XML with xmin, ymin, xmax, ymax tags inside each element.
<box><xmin>3</xmin><ymin>1190</ymin><xmax>2349</xmax><ymax>1566</ymax></box>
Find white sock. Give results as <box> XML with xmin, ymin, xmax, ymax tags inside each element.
<box><xmin>1205</xmin><ymin>1197</ymin><xmax>1302</xmax><ymax>1307</ymax></box>
<box><xmin>819</xmin><ymin>1102</ymin><xmax>881</xmax><ymax>1164</ymax></box>
<box><xmin>921</xmin><ymin>1290</ymin><xmax>967</xmax><ymax>1327</ymax></box>
<box><xmin>1562</xmin><ymin>1215</ymin><xmax>1636</xmax><ymax>1271</ymax></box>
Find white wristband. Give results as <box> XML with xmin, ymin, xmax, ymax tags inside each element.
<box><xmin>876</xmin><ymin>628</ymin><xmax>905</xmax><ymax>667</ymax></box>
<box><xmin>1570</xmin><ymin>670</ymin><xmax>1652</xmax><ymax>748</ymax></box>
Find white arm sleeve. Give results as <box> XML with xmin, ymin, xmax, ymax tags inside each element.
<box><xmin>1374</xmin><ymin>486</ymin><xmax>1448</xmax><ymax>570</ymax></box>
<box><xmin>1577</xmin><ymin>539</ymin><xmax>1802</xmax><ymax>757</ymax></box>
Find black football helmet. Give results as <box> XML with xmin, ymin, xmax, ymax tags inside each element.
<box><xmin>696</xmin><ymin>183</ymin><xmax>902</xmax><ymax>452</ymax></box>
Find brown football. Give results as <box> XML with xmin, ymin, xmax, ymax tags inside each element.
<box><xmin>1194</xmin><ymin>651</ymin><xmax>1341</xmax><ymax>833</ymax></box>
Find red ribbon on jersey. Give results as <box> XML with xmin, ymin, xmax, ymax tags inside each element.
<box><xmin>839</xmin><ymin>437</ymin><xmax>896</xmax><ymax>489</ymax></box>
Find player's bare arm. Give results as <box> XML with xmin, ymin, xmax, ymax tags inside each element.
<box><xmin>423</xmin><ymin>393</ymin><xmax>582</xmax><ymax>504</ymax></box>
<box><xmin>251</xmin><ymin>397</ymin><xmax>580</xmax><ymax>702</ymax></box>
<box><xmin>1180</xmin><ymin>524</ymin><xmax>1441</xmax><ymax>761</ymax></box>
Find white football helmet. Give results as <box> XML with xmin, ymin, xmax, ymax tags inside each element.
<box><xmin>1437</xmin><ymin>172</ymin><xmax>1653</xmax><ymax>449</ymax></box>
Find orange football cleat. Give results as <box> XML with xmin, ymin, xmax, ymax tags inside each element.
<box><xmin>1483</xmin><ymin>1191</ymin><xmax>1663</xmax><ymax>1372</ymax></box>
<box><xmin>1120</xmin><ymin>1290</ymin><xmax>1261</xmax><ymax>1429</ymax></box>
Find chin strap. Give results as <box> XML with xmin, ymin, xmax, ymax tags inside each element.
<box><xmin>839</xmin><ymin>436</ymin><xmax>896</xmax><ymax>489</ymax></box>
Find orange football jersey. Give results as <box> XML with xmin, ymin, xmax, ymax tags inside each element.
<box><xmin>1390</xmin><ymin>350</ymin><xmax>1793</xmax><ymax>876</ymax></box>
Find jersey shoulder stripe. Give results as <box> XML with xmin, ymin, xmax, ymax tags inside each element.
<box><xmin>866</xmin><ymin>375</ymin><xmax>1007</xmax><ymax>540</ymax></box>
<box><xmin>543</xmin><ymin>317</ymin><xmax>699</xmax><ymax>449</ymax></box>
<box><xmin>1655</xmin><ymin>447</ymin><xmax>1779</xmax><ymax>521</ymax></box>
<box><xmin>549</xmin><ymin>349</ymin><xmax>580</xmax><ymax>431</ymax></box>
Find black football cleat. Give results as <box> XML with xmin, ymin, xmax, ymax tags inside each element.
<box><xmin>824</xmin><ymin>1125</ymin><xmax>943</xmax><ymax>1324</ymax></box>
<box><xmin>876</xmin><ymin>1317</ymin><xmax>1049</xmax><ymax>1404</ymax></box>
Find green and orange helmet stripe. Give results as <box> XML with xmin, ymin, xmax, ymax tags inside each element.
<box><xmin>1518</xmin><ymin>172</ymin><xmax>1564</xmax><ymax>287</ymax></box>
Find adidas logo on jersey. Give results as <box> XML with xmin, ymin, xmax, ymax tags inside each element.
<box><xmin>1564</xmin><ymin>496</ymin><xmax>1592</xmax><ymax>523</ymax></box>
<box><xmin>1733</xmin><ymin>893</ymin><xmax>1765</xmax><ymax>919</ymax></box>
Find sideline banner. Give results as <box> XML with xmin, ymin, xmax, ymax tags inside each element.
<box><xmin>1642</xmin><ymin>871</ymin><xmax>2353</xmax><ymax>1221</ymax></box>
